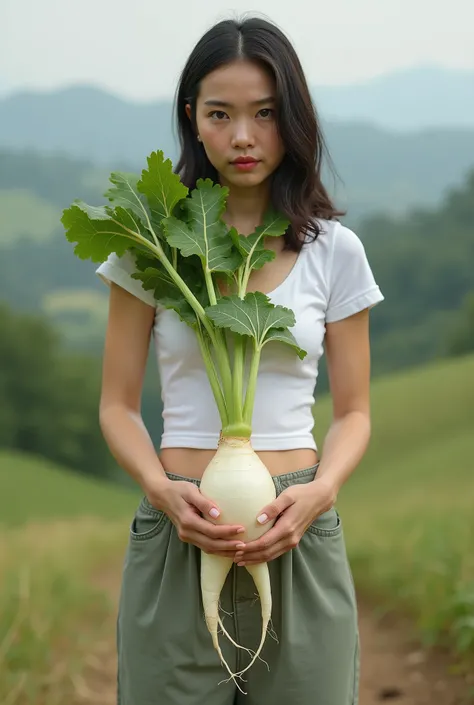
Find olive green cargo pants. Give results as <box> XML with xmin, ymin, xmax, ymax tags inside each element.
<box><xmin>116</xmin><ymin>466</ymin><xmax>359</xmax><ymax>704</ymax></box>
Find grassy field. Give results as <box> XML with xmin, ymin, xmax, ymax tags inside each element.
<box><xmin>314</xmin><ymin>353</ymin><xmax>474</xmax><ymax>657</ymax></box>
<box><xmin>0</xmin><ymin>450</ymin><xmax>139</xmax><ymax>527</ymax></box>
<box><xmin>0</xmin><ymin>519</ymin><xmax>126</xmax><ymax>705</ymax></box>
<box><xmin>0</xmin><ymin>455</ymin><xmax>139</xmax><ymax>704</ymax></box>
<box><xmin>0</xmin><ymin>353</ymin><xmax>473</xmax><ymax>702</ymax></box>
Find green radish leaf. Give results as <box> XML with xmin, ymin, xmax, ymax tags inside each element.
<box><xmin>232</xmin><ymin>230</ymin><xmax>276</xmax><ymax>271</ymax></box>
<box><xmin>132</xmin><ymin>265</ymin><xmax>199</xmax><ymax>327</ymax></box>
<box><xmin>163</xmin><ymin>179</ymin><xmax>242</xmax><ymax>273</ymax></box>
<box><xmin>133</xmin><ymin>252</ymin><xmax>206</xmax><ymax>327</ymax></box>
<box><xmin>173</xmin><ymin>197</ymin><xmax>194</xmax><ymax>224</ymax></box>
<box><xmin>248</xmin><ymin>247</ymin><xmax>276</xmax><ymax>271</ymax></box>
<box><xmin>186</xmin><ymin>177</ymin><xmax>227</xmax><ymax>227</ymax></box>
<box><xmin>228</xmin><ymin>226</ymin><xmax>247</xmax><ymax>255</ymax></box>
<box><xmin>137</xmin><ymin>151</ymin><xmax>189</xmax><ymax>223</ymax></box>
<box><xmin>254</xmin><ymin>209</ymin><xmax>291</xmax><ymax>240</ymax></box>
<box><xmin>205</xmin><ymin>292</ymin><xmax>296</xmax><ymax>347</ymax></box>
<box><xmin>136</xmin><ymin>248</ymin><xmax>205</xmax><ymax>298</ymax></box>
<box><xmin>164</xmin><ymin>216</ymin><xmax>242</xmax><ymax>274</ymax></box>
<box><xmin>133</xmin><ymin>248</ymin><xmax>161</xmax><ymax>267</ymax></box>
<box><xmin>263</xmin><ymin>328</ymin><xmax>307</xmax><ymax>359</ymax></box>
<box><xmin>72</xmin><ymin>203</ymin><xmax>111</xmax><ymax>221</ymax></box>
<box><xmin>104</xmin><ymin>172</ymin><xmax>150</xmax><ymax>223</ymax></box>
<box><xmin>232</xmin><ymin>209</ymin><xmax>290</xmax><ymax>272</ymax></box>
<box><xmin>259</xmin><ymin>298</ymin><xmax>297</xmax><ymax>332</ymax></box>
<box><xmin>61</xmin><ymin>203</ymin><xmax>146</xmax><ymax>262</ymax></box>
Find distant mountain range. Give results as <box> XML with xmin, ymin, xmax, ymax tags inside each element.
<box><xmin>1</xmin><ymin>66</ymin><xmax>474</xmax><ymax>222</ymax></box>
<box><xmin>1</xmin><ymin>64</ymin><xmax>473</xmax><ymax>134</ymax></box>
<box><xmin>0</xmin><ymin>85</ymin><xmax>176</xmax><ymax>167</ymax></box>
<box><xmin>312</xmin><ymin>66</ymin><xmax>474</xmax><ymax>130</ymax></box>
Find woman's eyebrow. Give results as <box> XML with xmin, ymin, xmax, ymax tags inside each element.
<box><xmin>203</xmin><ymin>97</ymin><xmax>276</xmax><ymax>107</ymax></box>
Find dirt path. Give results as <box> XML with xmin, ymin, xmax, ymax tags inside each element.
<box><xmin>357</xmin><ymin>606</ymin><xmax>472</xmax><ymax>705</ymax></box>
<box><xmin>78</xmin><ymin>567</ymin><xmax>473</xmax><ymax>705</ymax></box>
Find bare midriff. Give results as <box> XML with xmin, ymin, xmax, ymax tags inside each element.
<box><xmin>159</xmin><ymin>446</ymin><xmax>319</xmax><ymax>480</ymax></box>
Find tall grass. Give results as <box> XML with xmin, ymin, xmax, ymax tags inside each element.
<box><xmin>0</xmin><ymin>452</ymin><xmax>138</xmax><ymax>703</ymax></box>
<box><xmin>0</xmin><ymin>519</ymin><xmax>127</xmax><ymax>705</ymax></box>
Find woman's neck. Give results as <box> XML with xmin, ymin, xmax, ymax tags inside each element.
<box><xmin>221</xmin><ymin>180</ymin><xmax>271</xmax><ymax>235</ymax></box>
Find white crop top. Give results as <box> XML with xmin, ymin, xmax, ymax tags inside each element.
<box><xmin>96</xmin><ymin>219</ymin><xmax>384</xmax><ymax>451</ymax></box>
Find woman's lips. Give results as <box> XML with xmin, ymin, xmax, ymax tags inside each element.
<box><xmin>231</xmin><ymin>160</ymin><xmax>260</xmax><ymax>171</ymax></box>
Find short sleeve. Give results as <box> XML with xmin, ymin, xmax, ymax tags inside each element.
<box><xmin>95</xmin><ymin>250</ymin><xmax>156</xmax><ymax>308</ymax></box>
<box><xmin>325</xmin><ymin>224</ymin><xmax>384</xmax><ymax>323</ymax></box>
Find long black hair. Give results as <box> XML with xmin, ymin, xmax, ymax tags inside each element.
<box><xmin>174</xmin><ymin>15</ymin><xmax>343</xmax><ymax>251</ymax></box>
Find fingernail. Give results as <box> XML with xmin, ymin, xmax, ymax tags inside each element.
<box><xmin>257</xmin><ymin>513</ymin><xmax>268</xmax><ymax>524</ymax></box>
<box><xmin>235</xmin><ymin>543</ymin><xmax>245</xmax><ymax>549</ymax></box>
<box><xmin>236</xmin><ymin>528</ymin><xmax>246</xmax><ymax>534</ymax></box>
<box><xmin>238</xmin><ymin>562</ymin><xmax>245</xmax><ymax>567</ymax></box>
<box><xmin>209</xmin><ymin>508</ymin><xmax>220</xmax><ymax>518</ymax></box>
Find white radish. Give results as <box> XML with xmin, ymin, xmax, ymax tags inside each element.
<box><xmin>199</xmin><ymin>437</ymin><xmax>276</xmax><ymax>683</ymax></box>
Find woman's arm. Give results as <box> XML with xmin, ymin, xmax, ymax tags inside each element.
<box><xmin>98</xmin><ymin>282</ymin><xmax>169</xmax><ymax>494</ymax></box>
<box><xmin>314</xmin><ymin>307</ymin><xmax>372</xmax><ymax>504</ymax></box>
<box><xmin>99</xmin><ymin>282</ymin><xmax>247</xmax><ymax>555</ymax></box>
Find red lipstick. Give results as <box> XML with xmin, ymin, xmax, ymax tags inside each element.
<box><xmin>232</xmin><ymin>156</ymin><xmax>260</xmax><ymax>171</ymax></box>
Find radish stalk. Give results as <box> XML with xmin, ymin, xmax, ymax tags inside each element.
<box><xmin>61</xmin><ymin>150</ymin><xmax>307</xmax><ymax>682</ymax></box>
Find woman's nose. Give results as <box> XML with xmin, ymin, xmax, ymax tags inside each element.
<box><xmin>231</xmin><ymin>121</ymin><xmax>255</xmax><ymax>149</ymax></box>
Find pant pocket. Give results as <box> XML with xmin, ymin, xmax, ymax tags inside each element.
<box><xmin>129</xmin><ymin>496</ymin><xmax>169</xmax><ymax>541</ymax></box>
<box><xmin>306</xmin><ymin>506</ymin><xmax>342</xmax><ymax>536</ymax></box>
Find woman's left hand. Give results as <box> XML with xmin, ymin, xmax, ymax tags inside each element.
<box><xmin>234</xmin><ymin>478</ymin><xmax>337</xmax><ymax>566</ymax></box>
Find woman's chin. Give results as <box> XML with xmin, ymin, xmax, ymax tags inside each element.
<box><xmin>223</xmin><ymin>170</ymin><xmax>270</xmax><ymax>190</ymax></box>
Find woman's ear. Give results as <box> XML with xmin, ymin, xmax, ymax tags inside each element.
<box><xmin>185</xmin><ymin>102</ymin><xmax>201</xmax><ymax>141</ymax></box>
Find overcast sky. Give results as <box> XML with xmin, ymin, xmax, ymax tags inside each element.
<box><xmin>2</xmin><ymin>0</ymin><xmax>473</xmax><ymax>101</ymax></box>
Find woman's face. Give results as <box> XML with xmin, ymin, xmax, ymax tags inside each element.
<box><xmin>187</xmin><ymin>60</ymin><xmax>285</xmax><ymax>190</ymax></box>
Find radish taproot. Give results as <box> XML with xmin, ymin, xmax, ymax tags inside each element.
<box><xmin>199</xmin><ymin>437</ymin><xmax>277</xmax><ymax>684</ymax></box>
<box><xmin>61</xmin><ymin>151</ymin><xmax>307</xmax><ymax>685</ymax></box>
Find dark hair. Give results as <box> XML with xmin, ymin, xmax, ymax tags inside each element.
<box><xmin>173</xmin><ymin>15</ymin><xmax>343</xmax><ymax>251</ymax></box>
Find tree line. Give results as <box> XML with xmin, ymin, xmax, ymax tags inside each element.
<box><xmin>360</xmin><ymin>169</ymin><xmax>474</xmax><ymax>374</ymax></box>
<box><xmin>0</xmin><ymin>302</ymin><xmax>163</xmax><ymax>484</ymax></box>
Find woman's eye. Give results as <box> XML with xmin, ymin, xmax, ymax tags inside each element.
<box><xmin>258</xmin><ymin>108</ymin><xmax>274</xmax><ymax>119</ymax></box>
<box><xmin>209</xmin><ymin>111</ymin><xmax>228</xmax><ymax>120</ymax></box>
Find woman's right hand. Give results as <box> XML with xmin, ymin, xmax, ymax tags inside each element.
<box><xmin>146</xmin><ymin>478</ymin><xmax>246</xmax><ymax>557</ymax></box>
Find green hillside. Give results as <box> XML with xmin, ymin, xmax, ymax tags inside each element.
<box><xmin>42</xmin><ymin>287</ymin><xmax>109</xmax><ymax>347</ymax></box>
<box><xmin>314</xmin><ymin>353</ymin><xmax>474</xmax><ymax>517</ymax></box>
<box><xmin>315</xmin><ymin>352</ymin><xmax>474</xmax><ymax>462</ymax></box>
<box><xmin>0</xmin><ymin>189</ymin><xmax>60</xmax><ymax>244</ymax></box>
<box><xmin>314</xmin><ymin>353</ymin><xmax>474</xmax><ymax>655</ymax></box>
<box><xmin>0</xmin><ymin>450</ymin><xmax>139</xmax><ymax>527</ymax></box>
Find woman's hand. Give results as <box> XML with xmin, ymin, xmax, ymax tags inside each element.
<box><xmin>233</xmin><ymin>478</ymin><xmax>337</xmax><ymax>566</ymax></box>
<box><xmin>147</xmin><ymin>478</ymin><xmax>246</xmax><ymax>557</ymax></box>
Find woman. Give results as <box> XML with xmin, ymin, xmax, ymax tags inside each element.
<box><xmin>96</xmin><ymin>15</ymin><xmax>383</xmax><ymax>705</ymax></box>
